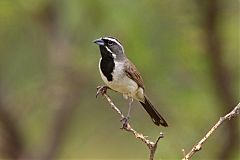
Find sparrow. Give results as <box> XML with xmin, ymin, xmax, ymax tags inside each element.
<box><xmin>93</xmin><ymin>36</ymin><xmax>168</xmax><ymax>127</ymax></box>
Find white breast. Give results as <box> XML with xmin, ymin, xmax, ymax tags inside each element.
<box><xmin>99</xmin><ymin>59</ymin><xmax>139</xmax><ymax>98</ymax></box>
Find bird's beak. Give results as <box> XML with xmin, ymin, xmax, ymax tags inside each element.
<box><xmin>93</xmin><ymin>38</ymin><xmax>105</xmax><ymax>46</ymax></box>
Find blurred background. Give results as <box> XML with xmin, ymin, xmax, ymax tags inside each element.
<box><xmin>0</xmin><ymin>0</ymin><xmax>239</xmax><ymax>159</ymax></box>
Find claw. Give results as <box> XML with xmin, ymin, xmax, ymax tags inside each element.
<box><xmin>120</xmin><ymin>116</ymin><xmax>130</xmax><ymax>128</ymax></box>
<box><xmin>96</xmin><ymin>85</ymin><xmax>109</xmax><ymax>98</ymax></box>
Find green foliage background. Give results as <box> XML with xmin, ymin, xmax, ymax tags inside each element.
<box><xmin>0</xmin><ymin>0</ymin><xmax>239</xmax><ymax>159</ymax></box>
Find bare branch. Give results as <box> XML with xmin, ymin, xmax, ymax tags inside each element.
<box><xmin>96</xmin><ymin>86</ymin><xmax>164</xmax><ymax>160</ymax></box>
<box><xmin>182</xmin><ymin>102</ymin><xmax>240</xmax><ymax>160</ymax></box>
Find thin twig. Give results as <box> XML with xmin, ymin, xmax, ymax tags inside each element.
<box><xmin>97</xmin><ymin>86</ymin><xmax>164</xmax><ymax>160</ymax></box>
<box><xmin>182</xmin><ymin>102</ymin><xmax>240</xmax><ymax>160</ymax></box>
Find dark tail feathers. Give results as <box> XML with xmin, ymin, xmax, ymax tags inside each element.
<box><xmin>140</xmin><ymin>96</ymin><xmax>168</xmax><ymax>127</ymax></box>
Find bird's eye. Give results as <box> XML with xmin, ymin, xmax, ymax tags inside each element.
<box><xmin>108</xmin><ymin>41</ymin><xmax>113</xmax><ymax>46</ymax></box>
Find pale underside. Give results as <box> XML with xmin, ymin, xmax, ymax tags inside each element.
<box><xmin>99</xmin><ymin>58</ymin><xmax>144</xmax><ymax>102</ymax></box>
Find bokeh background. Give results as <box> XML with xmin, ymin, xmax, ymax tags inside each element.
<box><xmin>0</xmin><ymin>0</ymin><xmax>239</xmax><ymax>159</ymax></box>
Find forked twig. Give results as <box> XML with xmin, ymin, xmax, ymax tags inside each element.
<box><xmin>182</xmin><ymin>102</ymin><xmax>240</xmax><ymax>160</ymax></box>
<box><xmin>96</xmin><ymin>86</ymin><xmax>164</xmax><ymax>160</ymax></box>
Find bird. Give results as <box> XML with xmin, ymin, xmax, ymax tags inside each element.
<box><xmin>93</xmin><ymin>36</ymin><xmax>168</xmax><ymax>127</ymax></box>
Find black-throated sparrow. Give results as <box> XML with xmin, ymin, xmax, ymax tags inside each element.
<box><xmin>93</xmin><ymin>36</ymin><xmax>168</xmax><ymax>127</ymax></box>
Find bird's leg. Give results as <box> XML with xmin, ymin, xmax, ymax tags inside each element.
<box><xmin>96</xmin><ymin>85</ymin><xmax>110</xmax><ymax>98</ymax></box>
<box><xmin>121</xmin><ymin>98</ymin><xmax>133</xmax><ymax>127</ymax></box>
<box><xmin>127</xmin><ymin>97</ymin><xmax>133</xmax><ymax>118</ymax></box>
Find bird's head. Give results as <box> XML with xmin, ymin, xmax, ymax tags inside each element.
<box><xmin>93</xmin><ymin>36</ymin><xmax>125</xmax><ymax>59</ymax></box>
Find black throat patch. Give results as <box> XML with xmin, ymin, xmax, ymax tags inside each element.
<box><xmin>99</xmin><ymin>46</ymin><xmax>115</xmax><ymax>81</ymax></box>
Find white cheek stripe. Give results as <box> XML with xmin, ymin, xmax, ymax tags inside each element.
<box><xmin>105</xmin><ymin>46</ymin><xmax>113</xmax><ymax>54</ymax></box>
<box><xmin>112</xmin><ymin>53</ymin><xmax>116</xmax><ymax>58</ymax></box>
<box><xmin>105</xmin><ymin>46</ymin><xmax>116</xmax><ymax>58</ymax></box>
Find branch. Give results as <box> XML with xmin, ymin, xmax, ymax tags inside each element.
<box><xmin>97</xmin><ymin>86</ymin><xmax>164</xmax><ymax>160</ymax></box>
<box><xmin>182</xmin><ymin>102</ymin><xmax>240</xmax><ymax>160</ymax></box>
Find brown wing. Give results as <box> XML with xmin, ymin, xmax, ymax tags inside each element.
<box><xmin>125</xmin><ymin>60</ymin><xmax>145</xmax><ymax>89</ymax></box>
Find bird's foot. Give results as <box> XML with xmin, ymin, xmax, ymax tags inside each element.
<box><xmin>120</xmin><ymin>116</ymin><xmax>130</xmax><ymax>128</ymax></box>
<box><xmin>96</xmin><ymin>85</ymin><xmax>109</xmax><ymax>98</ymax></box>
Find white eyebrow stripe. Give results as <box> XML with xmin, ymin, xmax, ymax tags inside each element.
<box><xmin>104</xmin><ymin>37</ymin><xmax>123</xmax><ymax>48</ymax></box>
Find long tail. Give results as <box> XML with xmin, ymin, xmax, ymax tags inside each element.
<box><xmin>140</xmin><ymin>96</ymin><xmax>168</xmax><ymax>127</ymax></box>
